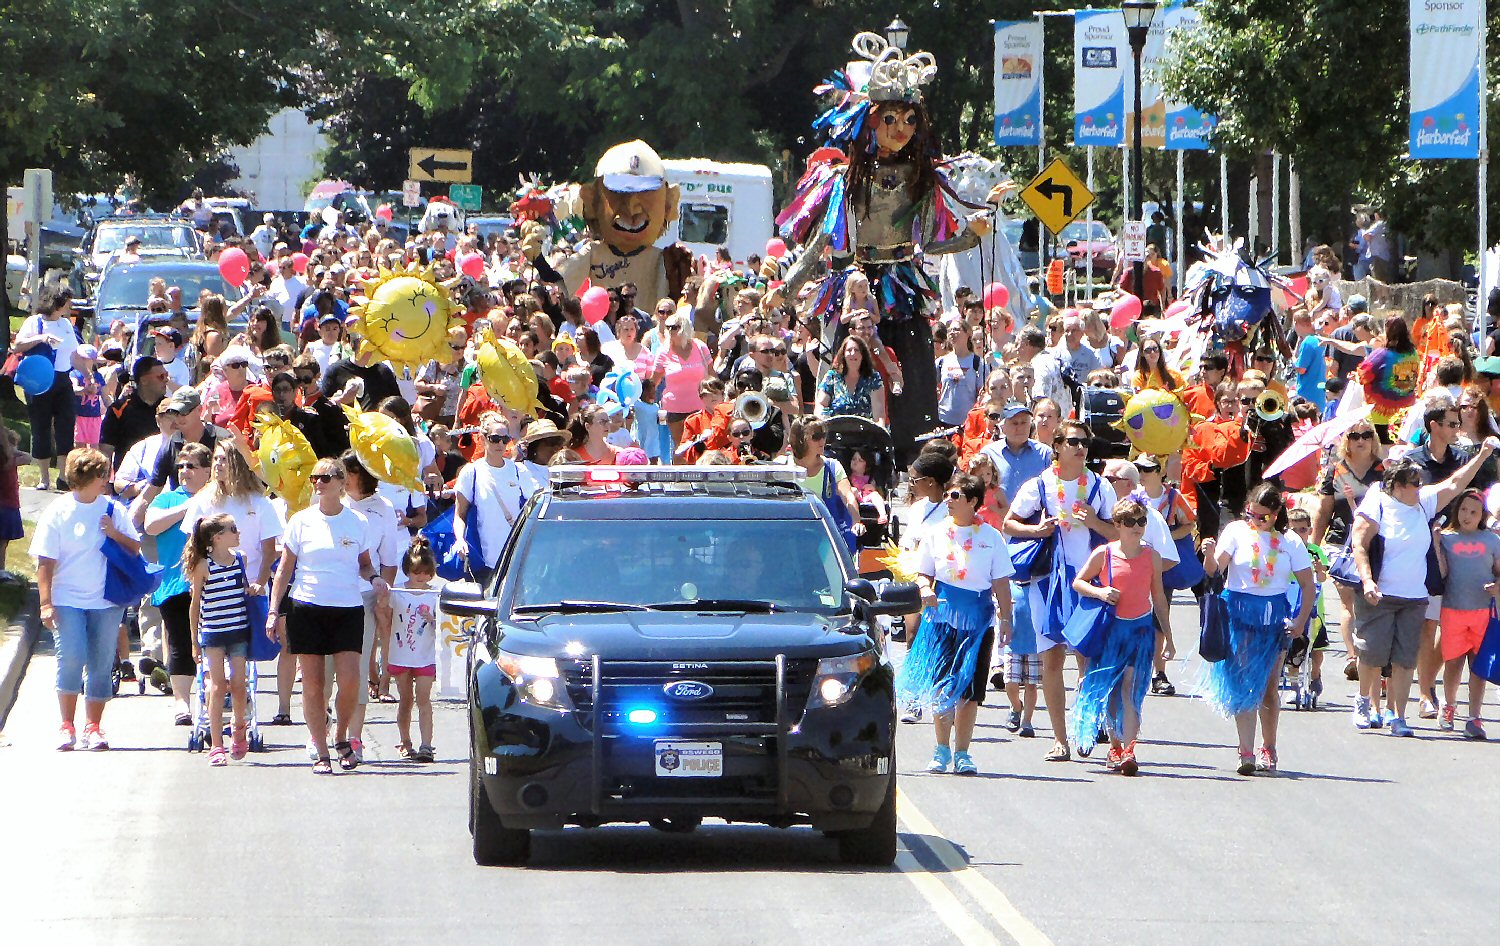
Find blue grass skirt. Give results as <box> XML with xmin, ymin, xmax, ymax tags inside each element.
<box><xmin>1194</xmin><ymin>590</ymin><xmax>1290</xmax><ymax>717</ymax></box>
<box><xmin>1068</xmin><ymin>614</ymin><xmax>1155</xmax><ymax>747</ymax></box>
<box><xmin>895</xmin><ymin>582</ymin><xmax>994</xmax><ymax>718</ymax></box>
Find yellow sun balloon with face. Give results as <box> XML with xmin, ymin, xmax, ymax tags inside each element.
<box><xmin>349</xmin><ymin>265</ymin><xmax>464</xmax><ymax>370</ymax></box>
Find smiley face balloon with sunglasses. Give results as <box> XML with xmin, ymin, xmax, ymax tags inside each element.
<box><xmin>1116</xmin><ymin>388</ymin><xmax>1192</xmax><ymax>455</ymax></box>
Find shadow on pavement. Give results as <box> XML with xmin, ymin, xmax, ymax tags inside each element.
<box><xmin>513</xmin><ymin>823</ymin><xmax>909</xmax><ymax>873</ymax></box>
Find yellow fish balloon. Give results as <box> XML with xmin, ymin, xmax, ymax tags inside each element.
<box><xmin>349</xmin><ymin>264</ymin><xmax>464</xmax><ymax>371</ymax></box>
<box><xmin>1116</xmin><ymin>388</ymin><xmax>1191</xmax><ymax>456</ymax></box>
<box><xmin>344</xmin><ymin>406</ymin><xmax>423</xmax><ymax>491</ymax></box>
<box><xmin>253</xmin><ymin>414</ymin><xmax>317</xmax><ymax>512</ymax></box>
<box><xmin>473</xmin><ymin>329</ymin><xmax>541</xmax><ymax>416</ymax></box>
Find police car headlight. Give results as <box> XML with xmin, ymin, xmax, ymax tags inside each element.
<box><xmin>807</xmin><ymin>651</ymin><xmax>877</xmax><ymax>709</ymax></box>
<box><xmin>495</xmin><ymin>649</ymin><xmax>569</xmax><ymax>710</ymax></box>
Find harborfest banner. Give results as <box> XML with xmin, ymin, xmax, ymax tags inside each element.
<box><xmin>1160</xmin><ymin>0</ymin><xmax>1216</xmax><ymax>150</ymax></box>
<box><xmin>1408</xmin><ymin>0</ymin><xmax>1484</xmax><ymax>159</ymax></box>
<box><xmin>993</xmin><ymin>20</ymin><xmax>1044</xmax><ymax>147</ymax></box>
<box><xmin>1073</xmin><ymin>9</ymin><xmax>1126</xmax><ymax>147</ymax></box>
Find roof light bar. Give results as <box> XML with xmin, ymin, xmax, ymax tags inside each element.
<box><xmin>549</xmin><ymin>465</ymin><xmax>803</xmax><ymax>486</ymax></box>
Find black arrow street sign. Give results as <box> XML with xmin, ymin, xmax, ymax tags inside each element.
<box><xmin>1035</xmin><ymin>177</ymin><xmax>1072</xmax><ymax>216</ymax></box>
<box><xmin>418</xmin><ymin>154</ymin><xmax>467</xmax><ymax>177</ymax></box>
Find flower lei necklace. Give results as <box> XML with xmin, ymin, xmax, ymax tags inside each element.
<box><xmin>944</xmin><ymin>521</ymin><xmax>979</xmax><ymax>583</ymax></box>
<box><xmin>1248</xmin><ymin>527</ymin><xmax>1281</xmax><ymax>587</ymax></box>
<box><xmin>1053</xmin><ymin>464</ymin><xmax>1090</xmax><ymax>528</ymax></box>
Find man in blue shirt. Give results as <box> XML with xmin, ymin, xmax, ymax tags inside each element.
<box><xmin>979</xmin><ymin>402</ymin><xmax>1054</xmax><ymax>501</ymax></box>
<box><xmin>1292</xmin><ymin>308</ymin><xmax>1327</xmax><ymax>414</ymax></box>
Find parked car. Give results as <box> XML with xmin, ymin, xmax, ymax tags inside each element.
<box><xmin>1057</xmin><ymin>220</ymin><xmax>1117</xmax><ymax>274</ymax></box>
<box><xmin>84</xmin><ymin>259</ymin><xmax>235</xmax><ymax>338</ymax></box>
<box><xmin>73</xmin><ymin>217</ymin><xmax>201</xmax><ymax>297</ymax></box>
<box><xmin>466</xmin><ymin>214</ymin><xmax>516</xmax><ymax>244</ymax></box>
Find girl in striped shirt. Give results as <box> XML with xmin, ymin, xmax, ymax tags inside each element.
<box><xmin>187</xmin><ymin>513</ymin><xmax>252</xmax><ymax>767</ymax></box>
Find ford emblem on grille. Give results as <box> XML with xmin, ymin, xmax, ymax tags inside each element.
<box><xmin>663</xmin><ymin>680</ymin><xmax>714</xmax><ymax>701</ymax></box>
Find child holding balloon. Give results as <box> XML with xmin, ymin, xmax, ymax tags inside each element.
<box><xmin>71</xmin><ymin>345</ymin><xmax>106</xmax><ymax>447</ymax></box>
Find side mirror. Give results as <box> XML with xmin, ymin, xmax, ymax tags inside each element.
<box><xmin>843</xmin><ymin>578</ymin><xmax>877</xmax><ymax>603</ymax></box>
<box><xmin>440</xmin><ymin>581</ymin><xmax>497</xmax><ymax>618</ymax></box>
<box><xmin>871</xmin><ymin>581</ymin><xmax>921</xmax><ymax>616</ymax></box>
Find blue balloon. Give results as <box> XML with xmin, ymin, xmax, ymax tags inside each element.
<box><xmin>14</xmin><ymin>355</ymin><xmax>54</xmax><ymax>396</ymax></box>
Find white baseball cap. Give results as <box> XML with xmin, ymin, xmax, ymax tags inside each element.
<box><xmin>594</xmin><ymin>140</ymin><xmax>666</xmax><ymax>193</ymax></box>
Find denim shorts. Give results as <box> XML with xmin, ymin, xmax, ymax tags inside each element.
<box><xmin>54</xmin><ymin>605</ymin><xmax>126</xmax><ymax>702</ymax></box>
<box><xmin>200</xmin><ymin>637</ymin><xmax>249</xmax><ymax>661</ymax></box>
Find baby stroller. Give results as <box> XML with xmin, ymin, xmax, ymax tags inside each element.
<box><xmin>1278</xmin><ymin>582</ymin><xmax>1324</xmax><ymax>711</ymax></box>
<box><xmin>186</xmin><ymin>651</ymin><xmax>265</xmax><ymax>753</ymax></box>
<box><xmin>821</xmin><ymin>415</ymin><xmax>901</xmax><ymax>578</ymax></box>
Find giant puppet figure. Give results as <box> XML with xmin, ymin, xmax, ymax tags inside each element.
<box><xmin>780</xmin><ymin>30</ymin><xmax>1012</xmax><ymax>454</ymax></box>
<box><xmin>519</xmin><ymin>140</ymin><xmax>691</xmax><ymax>303</ymax></box>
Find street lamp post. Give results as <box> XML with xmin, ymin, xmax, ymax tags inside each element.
<box><xmin>1123</xmin><ymin>1</ymin><xmax>1157</xmax><ymax>303</ymax></box>
<box><xmin>885</xmin><ymin>16</ymin><xmax>910</xmax><ymax>51</ymax></box>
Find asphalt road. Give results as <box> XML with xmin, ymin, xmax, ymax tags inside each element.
<box><xmin>2</xmin><ymin>582</ymin><xmax>1496</xmax><ymax>946</ymax></box>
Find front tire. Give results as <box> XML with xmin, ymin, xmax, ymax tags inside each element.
<box><xmin>837</xmin><ymin>776</ymin><xmax>897</xmax><ymax>865</ymax></box>
<box><xmin>470</xmin><ymin>759</ymin><xmax>531</xmax><ymax>866</ymax></box>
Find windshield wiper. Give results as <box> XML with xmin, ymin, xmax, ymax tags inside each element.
<box><xmin>643</xmin><ymin>599</ymin><xmax>777</xmax><ymax>613</ymax></box>
<box><xmin>511</xmin><ymin>600</ymin><xmax>649</xmax><ymax>614</ymax></box>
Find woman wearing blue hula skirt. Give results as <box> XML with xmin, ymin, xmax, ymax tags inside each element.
<box><xmin>1199</xmin><ymin>483</ymin><xmax>1316</xmax><ymax>777</ymax></box>
<box><xmin>1068</xmin><ymin>499</ymin><xmax>1174</xmax><ymax>776</ymax></box>
<box><xmin>896</xmin><ymin>474</ymin><xmax>1014</xmax><ymax>777</ymax></box>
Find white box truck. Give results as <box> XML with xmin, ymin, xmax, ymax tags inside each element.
<box><xmin>657</xmin><ymin>159</ymin><xmax>773</xmax><ymax>267</ymax></box>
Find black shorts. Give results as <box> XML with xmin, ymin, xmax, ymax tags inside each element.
<box><xmin>665</xmin><ymin>411</ymin><xmax>694</xmax><ymax>424</ymax></box>
<box><xmin>285</xmin><ymin>601</ymin><xmax>364</xmax><ymax>656</ymax></box>
<box><xmin>159</xmin><ymin>592</ymin><xmax>195</xmax><ymax>677</ymax></box>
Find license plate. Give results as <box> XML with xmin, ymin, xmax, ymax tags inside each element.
<box><xmin>654</xmin><ymin>741</ymin><xmax>723</xmax><ymax>778</ymax></box>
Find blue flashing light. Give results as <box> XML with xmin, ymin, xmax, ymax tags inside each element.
<box><xmin>626</xmin><ymin>707</ymin><xmax>659</xmax><ymax>725</ymax></box>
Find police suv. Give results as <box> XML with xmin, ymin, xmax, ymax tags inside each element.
<box><xmin>443</xmin><ymin>465</ymin><xmax>918</xmax><ymax>866</ymax></box>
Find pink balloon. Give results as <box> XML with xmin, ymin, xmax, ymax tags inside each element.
<box><xmin>459</xmin><ymin>253</ymin><xmax>486</xmax><ymax>279</ymax></box>
<box><xmin>765</xmin><ymin>237</ymin><xmax>787</xmax><ymax>259</ymax></box>
<box><xmin>376</xmin><ymin>204</ymin><xmax>394</xmax><ymax>222</ymax></box>
<box><xmin>580</xmin><ymin>287</ymin><xmax>610</xmax><ymax>325</ymax></box>
<box><xmin>1109</xmin><ymin>292</ymin><xmax>1143</xmax><ymax>329</ymax></box>
<box><xmin>1164</xmin><ymin>299</ymin><xmax>1192</xmax><ymax>320</ymax></box>
<box><xmin>218</xmin><ymin>247</ymin><xmax>250</xmax><ymax>288</ymax></box>
<box><xmin>981</xmin><ymin>282</ymin><xmax>1010</xmax><ymax>310</ymax></box>
<box><xmin>291</xmin><ymin>252</ymin><xmax>309</xmax><ymax>275</ymax></box>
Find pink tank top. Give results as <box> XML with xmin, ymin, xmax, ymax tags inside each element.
<box><xmin>1109</xmin><ymin>545</ymin><xmax>1154</xmax><ymax>621</ymax></box>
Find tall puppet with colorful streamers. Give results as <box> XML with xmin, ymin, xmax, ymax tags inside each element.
<box><xmin>779</xmin><ymin>29</ymin><xmax>1014</xmax><ymax>457</ymax></box>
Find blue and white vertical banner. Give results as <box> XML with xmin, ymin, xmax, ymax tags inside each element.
<box><xmin>1409</xmin><ymin>0</ymin><xmax>1484</xmax><ymax>159</ymax></box>
<box><xmin>1161</xmin><ymin>0</ymin><xmax>1216</xmax><ymax>150</ymax></box>
<box><xmin>993</xmin><ymin>20</ymin><xmax>1044</xmax><ymax>147</ymax></box>
<box><xmin>1074</xmin><ymin>9</ymin><xmax>1126</xmax><ymax>147</ymax></box>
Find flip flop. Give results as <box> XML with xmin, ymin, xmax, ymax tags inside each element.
<box><xmin>1044</xmin><ymin>743</ymin><xmax>1071</xmax><ymax>762</ymax></box>
<box><xmin>335</xmin><ymin>740</ymin><xmax>358</xmax><ymax>771</ymax></box>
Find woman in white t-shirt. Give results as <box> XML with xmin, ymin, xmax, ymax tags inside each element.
<box><xmin>454</xmin><ymin>414</ymin><xmax>529</xmax><ymax>586</ymax></box>
<box><xmin>1347</xmin><ymin>445</ymin><xmax>1494</xmax><ymax>736</ymax></box>
<box><xmin>31</xmin><ymin>448</ymin><xmax>142</xmax><ymax>751</ymax></box>
<box><xmin>1200</xmin><ymin>483</ymin><xmax>1315</xmax><ymax>776</ymax></box>
<box><xmin>267</xmin><ymin>457</ymin><xmax>382</xmax><ymax>775</ymax></box>
<box><xmin>14</xmin><ymin>290</ymin><xmax>85</xmax><ymax>489</ymax></box>
<box><xmin>895</xmin><ymin>474</ymin><xmax>1014</xmax><ymax>777</ymax></box>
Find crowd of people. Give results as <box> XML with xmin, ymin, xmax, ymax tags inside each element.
<box><xmin>13</xmin><ymin>195</ymin><xmax>1500</xmax><ymax>782</ymax></box>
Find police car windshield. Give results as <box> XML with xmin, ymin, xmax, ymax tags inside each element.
<box><xmin>512</xmin><ymin>519</ymin><xmax>845</xmax><ymax>613</ymax></box>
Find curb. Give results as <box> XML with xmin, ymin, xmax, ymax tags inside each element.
<box><xmin>0</xmin><ymin>586</ymin><xmax>40</xmax><ymax>735</ymax></box>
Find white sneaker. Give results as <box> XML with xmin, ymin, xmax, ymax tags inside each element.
<box><xmin>899</xmin><ymin>702</ymin><xmax>923</xmax><ymax>724</ymax></box>
<box><xmin>81</xmin><ymin>724</ymin><xmax>109</xmax><ymax>751</ymax></box>
<box><xmin>56</xmin><ymin>723</ymin><xmax>76</xmax><ymax>751</ymax></box>
<box><xmin>306</xmin><ymin>739</ymin><xmax>321</xmax><ymax>761</ymax></box>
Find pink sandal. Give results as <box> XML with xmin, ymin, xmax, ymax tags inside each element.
<box><xmin>208</xmin><ymin>746</ymin><xmax>228</xmax><ymax>767</ymax></box>
<box><xmin>230</xmin><ymin>724</ymin><xmax>248</xmax><ymax>761</ymax></box>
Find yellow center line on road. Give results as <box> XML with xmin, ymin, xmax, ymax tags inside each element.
<box><xmin>894</xmin><ymin>847</ymin><xmax>1004</xmax><ymax>946</ymax></box>
<box><xmin>899</xmin><ymin>788</ymin><xmax>1056</xmax><ymax>946</ymax></box>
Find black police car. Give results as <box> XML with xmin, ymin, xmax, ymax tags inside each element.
<box><xmin>443</xmin><ymin>466</ymin><xmax>918</xmax><ymax>866</ymax></box>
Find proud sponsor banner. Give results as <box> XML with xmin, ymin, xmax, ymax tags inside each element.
<box><xmin>1074</xmin><ymin>9</ymin><xmax>1126</xmax><ymax>147</ymax></box>
<box><xmin>1161</xmin><ymin>0</ymin><xmax>1216</xmax><ymax>150</ymax></box>
<box><xmin>994</xmin><ymin>21</ymin><xmax>1044</xmax><ymax>147</ymax></box>
<box><xmin>1409</xmin><ymin>0</ymin><xmax>1484</xmax><ymax>158</ymax></box>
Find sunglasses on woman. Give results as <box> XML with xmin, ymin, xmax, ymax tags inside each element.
<box><xmin>1243</xmin><ymin>510</ymin><xmax>1273</xmax><ymax>524</ymax></box>
<box><xmin>945</xmin><ymin>489</ymin><xmax>970</xmax><ymax>502</ymax></box>
<box><xmin>1060</xmin><ymin>436</ymin><xmax>1088</xmax><ymax>448</ymax></box>
<box><xmin>1117</xmin><ymin>516</ymin><xmax>1146</xmax><ymax>528</ymax></box>
<box><xmin>485</xmin><ymin>433</ymin><xmax>510</xmax><ymax>444</ymax></box>
<box><xmin>1347</xmin><ymin>429</ymin><xmax>1375</xmax><ymax>440</ymax></box>
<box><xmin>730</xmin><ymin>429</ymin><xmax>752</xmax><ymax>439</ymax></box>
<box><xmin>309</xmin><ymin>473</ymin><xmax>341</xmax><ymax>484</ymax></box>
